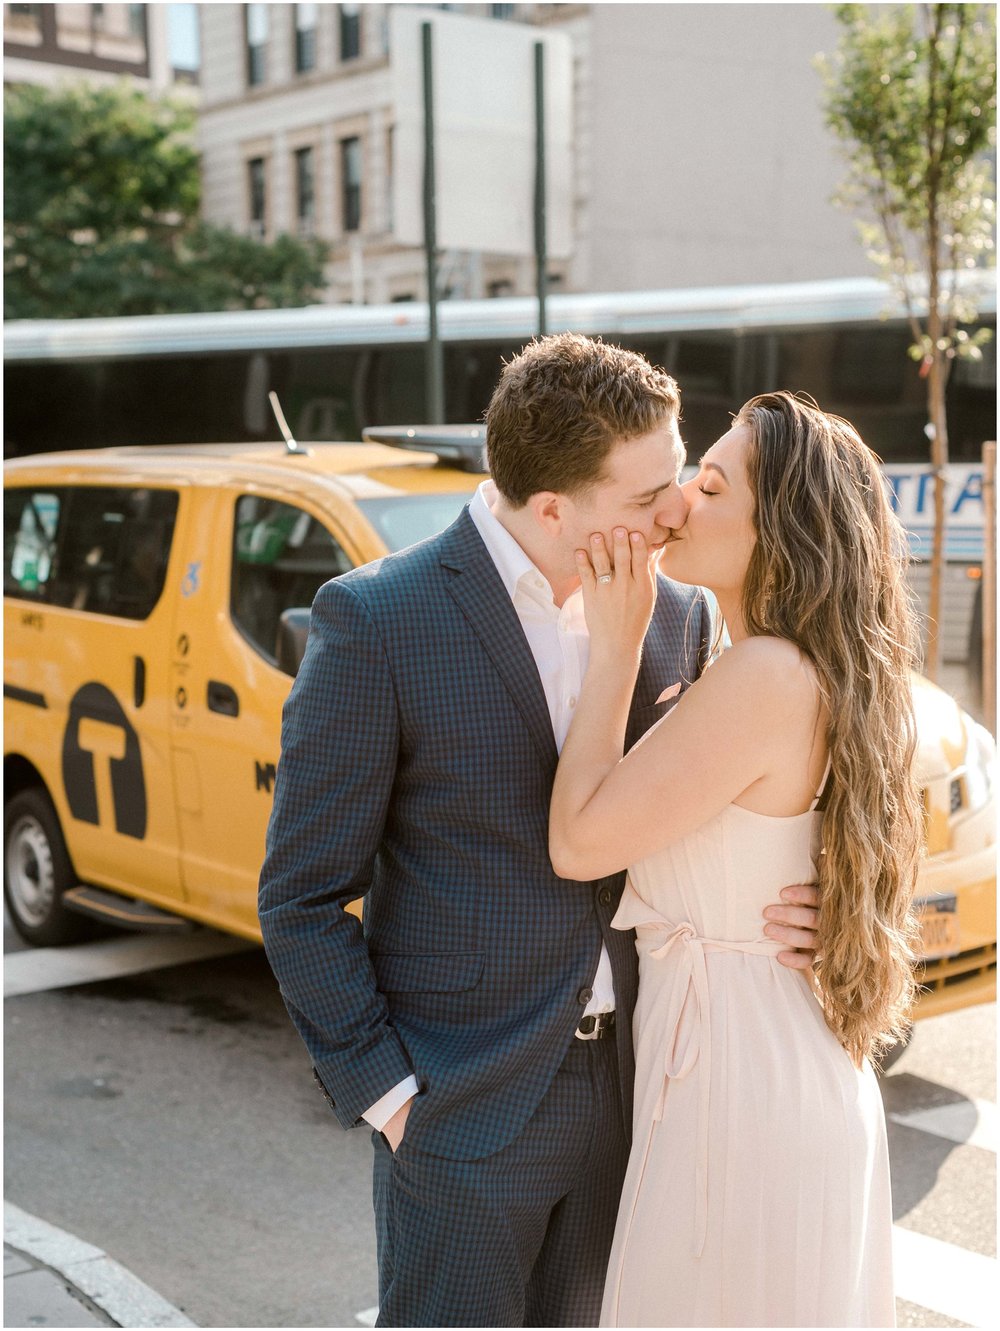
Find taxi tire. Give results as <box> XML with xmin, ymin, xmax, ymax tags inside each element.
<box><xmin>3</xmin><ymin>788</ymin><xmax>101</xmax><ymax>947</ymax></box>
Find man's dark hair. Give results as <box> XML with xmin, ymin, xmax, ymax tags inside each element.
<box><xmin>485</xmin><ymin>333</ymin><xmax>681</xmax><ymax>507</ymax></box>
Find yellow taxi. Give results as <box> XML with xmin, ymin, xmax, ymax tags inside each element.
<box><xmin>3</xmin><ymin>431</ymin><xmax>996</xmax><ymax>1030</ymax></box>
<box><xmin>3</xmin><ymin>428</ymin><xmax>484</xmax><ymax>945</ymax></box>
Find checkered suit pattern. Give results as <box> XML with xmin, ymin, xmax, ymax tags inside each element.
<box><xmin>259</xmin><ymin>507</ymin><xmax>712</xmax><ymax>1162</ymax></box>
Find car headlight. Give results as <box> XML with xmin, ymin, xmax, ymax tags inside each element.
<box><xmin>962</xmin><ymin>719</ymin><xmax>997</xmax><ymax>815</ymax></box>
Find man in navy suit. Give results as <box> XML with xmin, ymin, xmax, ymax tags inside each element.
<box><xmin>258</xmin><ymin>335</ymin><xmax>819</xmax><ymax>1327</ymax></box>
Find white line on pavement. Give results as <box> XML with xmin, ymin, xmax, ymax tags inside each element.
<box><xmin>893</xmin><ymin>1224</ymin><xmax>997</xmax><ymax>1328</ymax></box>
<box><xmin>4</xmin><ymin>931</ymin><xmax>256</xmax><ymax>999</ymax></box>
<box><xmin>4</xmin><ymin>1201</ymin><xmax>197</xmax><ymax>1328</ymax></box>
<box><xmin>889</xmin><ymin>1097</ymin><xmax>998</xmax><ymax>1154</ymax></box>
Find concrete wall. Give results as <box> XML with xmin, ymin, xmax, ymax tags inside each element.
<box><xmin>580</xmin><ymin>3</ymin><xmax>865</xmax><ymax>290</ymax></box>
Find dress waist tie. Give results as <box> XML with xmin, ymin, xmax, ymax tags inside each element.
<box><xmin>635</xmin><ymin>919</ymin><xmax>782</xmax><ymax>1259</ymax></box>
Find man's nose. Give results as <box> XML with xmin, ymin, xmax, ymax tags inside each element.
<box><xmin>658</xmin><ymin>485</ymin><xmax>690</xmax><ymax>530</ymax></box>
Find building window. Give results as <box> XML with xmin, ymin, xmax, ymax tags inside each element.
<box><xmin>7</xmin><ymin>0</ymin><xmax>41</xmax><ymax>29</ymax></box>
<box><xmin>491</xmin><ymin>4</ymin><xmax>515</xmax><ymax>18</ymax></box>
<box><xmin>385</xmin><ymin>124</ymin><xmax>394</xmax><ymax>233</ymax></box>
<box><xmin>246</xmin><ymin>3</ymin><xmax>268</xmax><ymax>86</ymax></box>
<box><xmin>488</xmin><ymin>280</ymin><xmax>514</xmax><ymax>298</ymax></box>
<box><xmin>127</xmin><ymin>3</ymin><xmax>145</xmax><ymax>38</ymax></box>
<box><xmin>248</xmin><ymin>157</ymin><xmax>267</xmax><ymax>237</ymax></box>
<box><xmin>341</xmin><ymin>137</ymin><xmax>362</xmax><ymax>232</ymax></box>
<box><xmin>295</xmin><ymin>147</ymin><xmax>316</xmax><ymax>234</ymax></box>
<box><xmin>92</xmin><ymin>3</ymin><xmax>106</xmax><ymax>27</ymax></box>
<box><xmin>339</xmin><ymin>4</ymin><xmax>360</xmax><ymax>61</ymax></box>
<box><xmin>294</xmin><ymin>2</ymin><xmax>317</xmax><ymax>73</ymax></box>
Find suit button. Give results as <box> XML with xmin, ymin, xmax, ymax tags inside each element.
<box><xmin>577</xmin><ymin>987</ymin><xmax>593</xmax><ymax>1004</ymax></box>
<box><xmin>598</xmin><ymin>888</ymin><xmax>613</xmax><ymax>905</ymax></box>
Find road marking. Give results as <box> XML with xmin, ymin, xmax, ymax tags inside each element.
<box><xmin>4</xmin><ymin>932</ymin><xmax>255</xmax><ymax>998</ymax></box>
<box><xmin>4</xmin><ymin>1200</ymin><xmax>196</xmax><ymax>1328</ymax></box>
<box><xmin>890</xmin><ymin>1097</ymin><xmax>998</xmax><ymax>1154</ymax></box>
<box><xmin>893</xmin><ymin>1225</ymin><xmax>997</xmax><ymax>1328</ymax></box>
<box><xmin>355</xmin><ymin>1306</ymin><xmax>378</xmax><ymax>1326</ymax></box>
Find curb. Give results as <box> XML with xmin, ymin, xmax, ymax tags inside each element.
<box><xmin>4</xmin><ymin>1201</ymin><xmax>197</xmax><ymax>1328</ymax></box>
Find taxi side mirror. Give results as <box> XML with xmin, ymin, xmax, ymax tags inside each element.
<box><xmin>276</xmin><ymin>608</ymin><xmax>311</xmax><ymax>678</ymax></box>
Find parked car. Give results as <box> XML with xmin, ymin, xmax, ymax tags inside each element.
<box><xmin>4</xmin><ymin>433</ymin><xmax>995</xmax><ymax>1032</ymax></box>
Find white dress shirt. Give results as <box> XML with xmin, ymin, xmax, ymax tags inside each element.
<box><xmin>363</xmin><ymin>482</ymin><xmax>615</xmax><ymax>1130</ymax></box>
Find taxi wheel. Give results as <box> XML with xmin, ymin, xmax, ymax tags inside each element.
<box><xmin>3</xmin><ymin>788</ymin><xmax>97</xmax><ymax>946</ymax></box>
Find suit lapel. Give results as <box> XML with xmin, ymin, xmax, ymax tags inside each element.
<box><xmin>440</xmin><ymin>512</ymin><xmax>558</xmax><ymax>770</ymax></box>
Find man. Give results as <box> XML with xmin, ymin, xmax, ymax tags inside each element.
<box><xmin>258</xmin><ymin>335</ymin><xmax>819</xmax><ymax>1327</ymax></box>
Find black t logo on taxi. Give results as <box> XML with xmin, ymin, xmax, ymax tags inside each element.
<box><xmin>61</xmin><ymin>683</ymin><xmax>147</xmax><ymax>839</ymax></box>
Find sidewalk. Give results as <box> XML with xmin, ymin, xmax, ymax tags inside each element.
<box><xmin>4</xmin><ymin>1203</ymin><xmax>196</xmax><ymax>1329</ymax></box>
<box><xmin>5</xmin><ymin>1242</ymin><xmax>116</xmax><ymax>1328</ymax></box>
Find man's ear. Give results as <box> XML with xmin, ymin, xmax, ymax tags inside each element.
<box><xmin>526</xmin><ymin>490</ymin><xmax>568</xmax><ymax>537</ymax></box>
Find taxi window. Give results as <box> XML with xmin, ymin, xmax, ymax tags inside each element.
<box><xmin>4</xmin><ymin>489</ymin><xmax>61</xmax><ymax>600</ymax></box>
<box><xmin>4</xmin><ymin>485</ymin><xmax>177</xmax><ymax>619</ymax></box>
<box><xmin>231</xmin><ymin>495</ymin><xmax>353</xmax><ymax>669</ymax></box>
<box><xmin>355</xmin><ymin>493</ymin><xmax>471</xmax><ymax>552</ymax></box>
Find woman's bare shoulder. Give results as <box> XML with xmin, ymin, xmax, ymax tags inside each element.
<box><xmin>705</xmin><ymin>636</ymin><xmax>822</xmax><ymax>712</ymax></box>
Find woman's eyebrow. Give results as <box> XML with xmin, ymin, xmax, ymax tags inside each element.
<box><xmin>701</xmin><ymin>460</ymin><xmax>729</xmax><ymax>482</ymax></box>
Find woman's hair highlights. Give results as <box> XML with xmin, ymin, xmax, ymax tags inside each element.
<box><xmin>735</xmin><ymin>391</ymin><xmax>923</xmax><ymax>1067</ymax></box>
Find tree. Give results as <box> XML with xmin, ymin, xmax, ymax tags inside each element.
<box><xmin>4</xmin><ymin>81</ymin><xmax>329</xmax><ymax>320</ymax></box>
<box><xmin>817</xmin><ymin>4</ymin><xmax>996</xmax><ymax>681</ymax></box>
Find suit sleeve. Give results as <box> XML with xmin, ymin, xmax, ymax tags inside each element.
<box><xmin>258</xmin><ymin>577</ymin><xmax>414</xmax><ymax>1129</ymax></box>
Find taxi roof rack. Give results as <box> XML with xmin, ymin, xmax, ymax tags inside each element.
<box><xmin>362</xmin><ymin>425</ymin><xmax>486</xmax><ymax>473</ymax></box>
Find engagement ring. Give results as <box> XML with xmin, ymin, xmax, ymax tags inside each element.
<box><xmin>597</xmin><ymin>574</ymin><xmax>613</xmax><ymax>584</ymax></box>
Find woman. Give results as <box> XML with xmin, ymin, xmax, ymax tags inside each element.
<box><xmin>549</xmin><ymin>392</ymin><xmax>922</xmax><ymax>1328</ymax></box>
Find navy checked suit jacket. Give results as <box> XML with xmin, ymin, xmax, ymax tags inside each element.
<box><xmin>258</xmin><ymin>508</ymin><xmax>712</xmax><ymax>1161</ymax></box>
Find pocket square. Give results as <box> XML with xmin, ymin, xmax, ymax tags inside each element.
<box><xmin>655</xmin><ymin>682</ymin><xmax>682</xmax><ymax>704</ymax></box>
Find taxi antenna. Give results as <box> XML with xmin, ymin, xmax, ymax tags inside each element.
<box><xmin>268</xmin><ymin>391</ymin><xmax>311</xmax><ymax>456</ymax></box>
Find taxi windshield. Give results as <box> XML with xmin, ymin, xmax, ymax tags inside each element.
<box><xmin>356</xmin><ymin>493</ymin><xmax>472</xmax><ymax>552</ymax></box>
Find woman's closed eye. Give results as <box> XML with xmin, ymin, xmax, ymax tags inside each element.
<box><xmin>698</xmin><ymin>486</ymin><xmax>719</xmax><ymax>497</ymax></box>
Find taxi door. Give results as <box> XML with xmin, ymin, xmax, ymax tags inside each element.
<box><xmin>168</xmin><ymin>482</ymin><xmax>359</xmax><ymax>938</ymax></box>
<box><xmin>4</xmin><ymin>481</ymin><xmax>187</xmax><ymax>906</ymax></box>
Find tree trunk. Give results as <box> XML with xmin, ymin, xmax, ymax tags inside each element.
<box><xmin>925</xmin><ymin>349</ymin><xmax>949</xmax><ymax>683</ymax></box>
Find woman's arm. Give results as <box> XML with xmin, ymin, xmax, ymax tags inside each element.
<box><xmin>549</xmin><ymin>535</ymin><xmax>817</xmax><ymax>881</ymax></box>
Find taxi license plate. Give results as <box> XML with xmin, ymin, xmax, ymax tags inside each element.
<box><xmin>916</xmin><ymin>894</ymin><xmax>960</xmax><ymax>960</ymax></box>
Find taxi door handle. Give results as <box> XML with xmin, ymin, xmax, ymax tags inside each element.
<box><xmin>133</xmin><ymin>656</ymin><xmax>146</xmax><ymax>709</ymax></box>
<box><xmin>207</xmin><ymin>680</ymin><xmax>240</xmax><ymax>718</ymax></box>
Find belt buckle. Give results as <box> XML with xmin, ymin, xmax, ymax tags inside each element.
<box><xmin>576</xmin><ymin>1011</ymin><xmax>616</xmax><ymax>1041</ymax></box>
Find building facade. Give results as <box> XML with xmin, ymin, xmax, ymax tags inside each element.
<box><xmin>2</xmin><ymin>2</ymin><xmax>175</xmax><ymax>90</ymax></box>
<box><xmin>190</xmin><ymin>4</ymin><xmax>867</xmax><ymax>302</ymax></box>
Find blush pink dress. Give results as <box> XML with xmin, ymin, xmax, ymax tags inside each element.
<box><xmin>600</xmin><ymin>783</ymin><xmax>895</xmax><ymax>1328</ymax></box>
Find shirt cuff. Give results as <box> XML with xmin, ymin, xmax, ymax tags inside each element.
<box><xmin>363</xmin><ymin>1075</ymin><xmax>419</xmax><ymax>1132</ymax></box>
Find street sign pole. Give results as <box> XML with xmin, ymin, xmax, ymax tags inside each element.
<box><xmin>534</xmin><ymin>40</ymin><xmax>547</xmax><ymax>338</ymax></box>
<box><xmin>422</xmin><ymin>20</ymin><xmax>445</xmax><ymax>423</ymax></box>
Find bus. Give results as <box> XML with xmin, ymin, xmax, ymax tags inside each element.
<box><xmin>4</xmin><ymin>273</ymin><xmax>994</xmax><ymax>659</ymax></box>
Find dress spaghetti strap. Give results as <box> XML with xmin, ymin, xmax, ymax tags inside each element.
<box><xmin>810</xmin><ymin>755</ymin><xmax>833</xmax><ymax>811</ymax></box>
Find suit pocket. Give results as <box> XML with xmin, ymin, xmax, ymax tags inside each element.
<box><xmin>371</xmin><ymin>950</ymin><xmax>485</xmax><ymax>994</ymax></box>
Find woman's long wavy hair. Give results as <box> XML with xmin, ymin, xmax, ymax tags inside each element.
<box><xmin>735</xmin><ymin>391</ymin><xmax>923</xmax><ymax>1067</ymax></box>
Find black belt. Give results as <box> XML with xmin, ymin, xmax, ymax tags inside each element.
<box><xmin>576</xmin><ymin>1011</ymin><xmax>616</xmax><ymax>1040</ymax></box>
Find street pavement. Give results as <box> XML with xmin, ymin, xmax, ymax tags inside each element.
<box><xmin>4</xmin><ymin>913</ymin><xmax>995</xmax><ymax>1329</ymax></box>
<box><xmin>2</xmin><ymin>649</ymin><xmax>994</xmax><ymax>1328</ymax></box>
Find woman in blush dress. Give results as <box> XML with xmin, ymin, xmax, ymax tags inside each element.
<box><xmin>549</xmin><ymin>392</ymin><xmax>922</xmax><ymax>1328</ymax></box>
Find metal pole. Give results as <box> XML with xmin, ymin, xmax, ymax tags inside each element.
<box><xmin>982</xmin><ymin>441</ymin><xmax>996</xmax><ymax>734</ymax></box>
<box><xmin>534</xmin><ymin>40</ymin><xmax>547</xmax><ymax>338</ymax></box>
<box><xmin>422</xmin><ymin>21</ymin><xmax>445</xmax><ymax>424</ymax></box>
